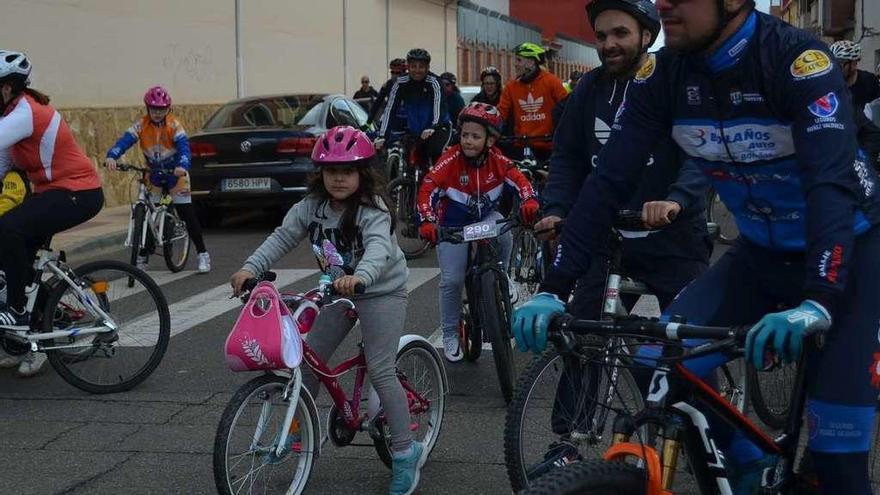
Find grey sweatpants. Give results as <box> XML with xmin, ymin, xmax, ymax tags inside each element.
<box><xmin>301</xmin><ymin>289</ymin><xmax>412</xmax><ymax>452</ymax></box>
<box><xmin>437</xmin><ymin>211</ymin><xmax>512</xmax><ymax>341</ymax></box>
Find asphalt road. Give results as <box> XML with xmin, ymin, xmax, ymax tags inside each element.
<box><xmin>0</xmin><ymin>214</ymin><xmax>542</xmax><ymax>495</ymax></box>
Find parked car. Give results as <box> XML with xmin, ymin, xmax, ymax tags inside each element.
<box><xmin>188</xmin><ymin>93</ymin><xmax>372</xmax><ymax>224</ymax></box>
<box><xmin>460</xmin><ymin>85</ymin><xmax>480</xmax><ymax>105</ymax></box>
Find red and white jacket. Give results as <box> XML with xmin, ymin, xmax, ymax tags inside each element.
<box><xmin>417</xmin><ymin>144</ymin><xmax>535</xmax><ymax>227</ymax></box>
<box><xmin>0</xmin><ymin>94</ymin><xmax>101</xmax><ymax>193</ymax></box>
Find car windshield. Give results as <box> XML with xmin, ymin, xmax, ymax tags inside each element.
<box><xmin>203</xmin><ymin>95</ymin><xmax>327</xmax><ymax>129</ymax></box>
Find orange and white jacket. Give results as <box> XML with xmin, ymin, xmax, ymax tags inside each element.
<box><xmin>497</xmin><ymin>69</ymin><xmax>568</xmax><ymax>151</ymax></box>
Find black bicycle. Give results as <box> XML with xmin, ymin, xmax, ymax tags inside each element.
<box><xmin>524</xmin><ymin>313</ymin><xmax>843</xmax><ymax>495</ymax></box>
<box><xmin>385</xmin><ymin>134</ymin><xmax>432</xmax><ymax>260</ymax></box>
<box><xmin>439</xmin><ymin>216</ymin><xmax>520</xmax><ymax>402</ymax></box>
<box><xmin>504</xmin><ymin>211</ymin><xmax>747</xmax><ymax>492</ymax></box>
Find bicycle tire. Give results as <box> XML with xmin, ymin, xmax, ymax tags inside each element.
<box><xmin>508</xmin><ymin>228</ymin><xmax>541</xmax><ymax>302</ymax></box>
<box><xmin>386</xmin><ymin>176</ymin><xmax>431</xmax><ymax>260</ymax></box>
<box><xmin>42</xmin><ymin>260</ymin><xmax>170</xmax><ymax>394</ymax></box>
<box><xmin>386</xmin><ymin>151</ymin><xmax>402</xmax><ymax>182</ymax></box>
<box><xmin>372</xmin><ymin>339</ymin><xmax>447</xmax><ymax>468</ymax></box>
<box><xmin>524</xmin><ymin>459</ymin><xmax>647</xmax><ymax>495</ymax></box>
<box><xmin>460</xmin><ymin>305</ymin><xmax>482</xmax><ymax>362</ymax></box>
<box><xmin>213</xmin><ymin>374</ymin><xmax>319</xmax><ymax>495</ymax></box>
<box><xmin>128</xmin><ymin>203</ymin><xmax>147</xmax><ymax>287</ymax></box>
<box><xmin>746</xmin><ymin>362</ymin><xmax>794</xmax><ymax>430</ymax></box>
<box><xmin>478</xmin><ymin>269</ymin><xmax>516</xmax><ymax>402</ymax></box>
<box><xmin>162</xmin><ymin>208</ymin><xmax>191</xmax><ymax>272</ymax></box>
<box><xmin>504</xmin><ymin>346</ymin><xmax>645</xmax><ymax>492</ymax></box>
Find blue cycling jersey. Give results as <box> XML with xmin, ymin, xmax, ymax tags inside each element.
<box><xmin>547</xmin><ymin>11</ymin><xmax>880</xmax><ymax>313</ymax></box>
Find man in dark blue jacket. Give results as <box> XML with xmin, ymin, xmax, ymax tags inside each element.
<box><xmin>515</xmin><ymin>0</ymin><xmax>880</xmax><ymax>493</ymax></box>
<box><xmin>531</xmin><ymin>0</ymin><xmax>711</xmax><ymax>475</ymax></box>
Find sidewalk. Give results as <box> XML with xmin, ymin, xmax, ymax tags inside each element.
<box><xmin>53</xmin><ymin>205</ymin><xmax>130</xmax><ymax>258</ymax></box>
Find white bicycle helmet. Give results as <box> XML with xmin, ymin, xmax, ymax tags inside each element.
<box><xmin>0</xmin><ymin>50</ymin><xmax>31</xmax><ymax>83</ymax></box>
<box><xmin>830</xmin><ymin>40</ymin><xmax>861</xmax><ymax>61</ymax></box>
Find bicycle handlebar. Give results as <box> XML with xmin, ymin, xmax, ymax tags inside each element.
<box><xmin>115</xmin><ymin>163</ymin><xmax>174</xmax><ymax>176</ymax></box>
<box><xmin>436</xmin><ymin>217</ymin><xmax>521</xmax><ymax>244</ymax></box>
<box><xmin>240</xmin><ymin>270</ymin><xmax>365</xmax><ymax>302</ymax></box>
<box><xmin>497</xmin><ymin>134</ymin><xmax>553</xmax><ymax>144</ymax></box>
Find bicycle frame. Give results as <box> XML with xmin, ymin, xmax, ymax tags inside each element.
<box><xmin>125</xmin><ymin>171</ymin><xmax>180</xmax><ymax>251</ymax></box>
<box><xmin>1</xmin><ymin>248</ymin><xmax>118</xmax><ymax>350</ymax></box>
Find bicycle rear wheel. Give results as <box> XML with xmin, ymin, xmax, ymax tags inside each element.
<box><xmin>214</xmin><ymin>374</ymin><xmax>319</xmax><ymax>495</ymax></box>
<box><xmin>162</xmin><ymin>208</ymin><xmax>191</xmax><ymax>272</ymax></box>
<box><xmin>504</xmin><ymin>345</ymin><xmax>645</xmax><ymax>492</ymax></box>
<box><xmin>373</xmin><ymin>339</ymin><xmax>447</xmax><ymax>468</ymax></box>
<box><xmin>386</xmin><ymin>177</ymin><xmax>431</xmax><ymax>259</ymax></box>
<box><xmin>42</xmin><ymin>260</ymin><xmax>170</xmax><ymax>394</ymax></box>
<box><xmin>479</xmin><ymin>269</ymin><xmax>516</xmax><ymax>402</ymax></box>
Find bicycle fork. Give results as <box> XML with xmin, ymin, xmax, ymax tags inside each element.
<box><xmin>270</xmin><ymin>368</ymin><xmax>304</xmax><ymax>457</ymax></box>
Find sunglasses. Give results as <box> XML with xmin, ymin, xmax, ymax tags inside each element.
<box><xmin>361</xmin><ymin>80</ymin><xmax>370</xmax><ymax>83</ymax></box>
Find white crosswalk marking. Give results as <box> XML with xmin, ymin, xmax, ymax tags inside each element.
<box><xmin>117</xmin><ymin>268</ymin><xmax>441</xmax><ymax>347</ymax></box>
<box><xmin>106</xmin><ymin>269</ymin><xmax>195</xmax><ymax>301</ymax></box>
<box><xmin>118</xmin><ymin>269</ymin><xmax>318</xmax><ymax>346</ymax></box>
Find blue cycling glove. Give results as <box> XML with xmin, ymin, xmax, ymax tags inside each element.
<box><xmin>745</xmin><ymin>299</ymin><xmax>831</xmax><ymax>368</ymax></box>
<box><xmin>512</xmin><ymin>292</ymin><xmax>565</xmax><ymax>354</ymax></box>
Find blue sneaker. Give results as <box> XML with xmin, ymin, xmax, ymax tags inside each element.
<box><xmin>728</xmin><ymin>455</ymin><xmax>777</xmax><ymax>495</ymax></box>
<box><xmin>389</xmin><ymin>440</ymin><xmax>426</xmax><ymax>495</ymax></box>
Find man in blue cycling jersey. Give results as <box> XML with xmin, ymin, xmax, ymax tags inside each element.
<box><xmin>513</xmin><ymin>0</ymin><xmax>880</xmax><ymax>493</ymax></box>
<box><xmin>377</xmin><ymin>48</ymin><xmax>451</xmax><ymax>164</ymax></box>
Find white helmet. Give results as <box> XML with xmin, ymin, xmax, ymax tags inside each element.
<box><xmin>0</xmin><ymin>51</ymin><xmax>31</xmax><ymax>83</ymax></box>
<box><xmin>830</xmin><ymin>40</ymin><xmax>861</xmax><ymax>61</ymax></box>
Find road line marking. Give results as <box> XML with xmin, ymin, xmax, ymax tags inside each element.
<box><xmin>119</xmin><ymin>269</ymin><xmax>318</xmax><ymax>346</ymax></box>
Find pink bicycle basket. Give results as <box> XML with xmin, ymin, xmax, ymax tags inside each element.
<box><xmin>224</xmin><ymin>282</ymin><xmax>304</xmax><ymax>371</ymax></box>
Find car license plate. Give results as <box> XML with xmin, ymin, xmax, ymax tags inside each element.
<box><xmin>462</xmin><ymin>219</ymin><xmax>499</xmax><ymax>242</ymax></box>
<box><xmin>221</xmin><ymin>177</ymin><xmax>271</xmax><ymax>192</ymax></box>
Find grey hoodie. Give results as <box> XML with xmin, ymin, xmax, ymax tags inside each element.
<box><xmin>242</xmin><ymin>195</ymin><xmax>408</xmax><ymax>297</ymax></box>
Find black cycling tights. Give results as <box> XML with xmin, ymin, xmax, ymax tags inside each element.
<box><xmin>0</xmin><ymin>188</ymin><xmax>104</xmax><ymax>311</ymax></box>
<box><xmin>140</xmin><ymin>203</ymin><xmax>206</xmax><ymax>255</ymax></box>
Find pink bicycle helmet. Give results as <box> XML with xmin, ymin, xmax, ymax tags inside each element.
<box><xmin>311</xmin><ymin>126</ymin><xmax>376</xmax><ymax>165</ymax></box>
<box><xmin>143</xmin><ymin>86</ymin><xmax>172</xmax><ymax>108</ymax></box>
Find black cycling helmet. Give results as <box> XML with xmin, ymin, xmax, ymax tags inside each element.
<box><xmin>586</xmin><ymin>0</ymin><xmax>661</xmax><ymax>47</ymax></box>
<box><xmin>406</xmin><ymin>48</ymin><xmax>431</xmax><ymax>64</ymax></box>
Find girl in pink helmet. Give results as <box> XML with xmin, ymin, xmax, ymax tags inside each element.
<box><xmin>104</xmin><ymin>85</ymin><xmax>211</xmax><ymax>273</ymax></box>
<box><xmin>229</xmin><ymin>126</ymin><xmax>426</xmax><ymax>495</ymax></box>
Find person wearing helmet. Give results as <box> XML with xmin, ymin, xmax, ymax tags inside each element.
<box><xmin>230</xmin><ymin>125</ymin><xmax>425</xmax><ymax>495</ymax></box>
<box><xmin>497</xmin><ymin>42</ymin><xmax>568</xmax><ymax>160</ymax></box>
<box><xmin>105</xmin><ymin>86</ymin><xmax>211</xmax><ymax>274</ymax></box>
<box><xmin>416</xmin><ymin>102</ymin><xmax>538</xmax><ymax>362</ymax></box>
<box><xmin>526</xmin><ymin>0</ymin><xmax>712</xmax><ymax>479</ymax></box>
<box><xmin>473</xmin><ymin>66</ymin><xmax>502</xmax><ymax>106</ymax></box>
<box><xmin>563</xmin><ymin>70</ymin><xmax>584</xmax><ymax>93</ymax></box>
<box><xmin>830</xmin><ymin>40</ymin><xmax>880</xmax><ymax>113</ymax></box>
<box><xmin>514</xmin><ymin>0</ymin><xmax>880</xmax><ymax>493</ymax></box>
<box><xmin>0</xmin><ymin>50</ymin><xmax>103</xmax><ymax>376</ymax></box>
<box><xmin>367</xmin><ymin>58</ymin><xmax>409</xmax><ymax>125</ymax></box>
<box><xmin>439</xmin><ymin>72</ymin><xmax>466</xmax><ymax>119</ymax></box>
<box><xmin>377</xmin><ymin>49</ymin><xmax>450</xmax><ymax>158</ymax></box>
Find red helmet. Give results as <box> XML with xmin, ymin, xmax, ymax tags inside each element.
<box><xmin>457</xmin><ymin>102</ymin><xmax>503</xmax><ymax>136</ymax></box>
<box><xmin>143</xmin><ymin>86</ymin><xmax>172</xmax><ymax>108</ymax></box>
<box><xmin>389</xmin><ymin>58</ymin><xmax>408</xmax><ymax>73</ymax></box>
<box><xmin>311</xmin><ymin>126</ymin><xmax>376</xmax><ymax>165</ymax></box>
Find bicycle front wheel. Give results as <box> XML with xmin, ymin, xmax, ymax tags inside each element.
<box><xmin>525</xmin><ymin>459</ymin><xmax>647</xmax><ymax>495</ymax></box>
<box><xmin>214</xmin><ymin>374</ymin><xmax>319</xmax><ymax>495</ymax></box>
<box><xmin>504</xmin><ymin>346</ymin><xmax>644</xmax><ymax>492</ymax></box>
<box><xmin>42</xmin><ymin>260</ymin><xmax>170</xmax><ymax>394</ymax></box>
<box><xmin>128</xmin><ymin>203</ymin><xmax>147</xmax><ymax>286</ymax></box>
<box><xmin>478</xmin><ymin>269</ymin><xmax>516</xmax><ymax>402</ymax></box>
<box><xmin>162</xmin><ymin>208</ymin><xmax>191</xmax><ymax>272</ymax></box>
<box><xmin>508</xmin><ymin>227</ymin><xmax>542</xmax><ymax>304</ymax></box>
<box><xmin>373</xmin><ymin>339</ymin><xmax>447</xmax><ymax>468</ymax></box>
<box><xmin>386</xmin><ymin>177</ymin><xmax>431</xmax><ymax>260</ymax></box>
<box><xmin>747</xmin><ymin>362</ymin><xmax>795</xmax><ymax>429</ymax></box>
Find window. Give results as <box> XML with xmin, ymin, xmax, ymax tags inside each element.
<box><xmin>327</xmin><ymin>98</ymin><xmax>358</xmax><ymax>128</ymax></box>
<box><xmin>204</xmin><ymin>95</ymin><xmax>326</xmax><ymax>129</ymax></box>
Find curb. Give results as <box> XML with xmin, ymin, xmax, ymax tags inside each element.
<box><xmin>58</xmin><ymin>230</ymin><xmax>129</xmax><ymax>260</ymax></box>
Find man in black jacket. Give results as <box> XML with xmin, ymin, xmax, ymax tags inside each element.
<box><xmin>529</xmin><ymin>0</ymin><xmax>711</xmax><ymax>474</ymax></box>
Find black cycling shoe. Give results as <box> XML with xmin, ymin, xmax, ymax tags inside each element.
<box><xmin>0</xmin><ymin>307</ymin><xmax>30</xmax><ymax>328</ymax></box>
<box><xmin>525</xmin><ymin>440</ymin><xmax>583</xmax><ymax>482</ymax></box>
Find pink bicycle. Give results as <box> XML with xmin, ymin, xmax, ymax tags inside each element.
<box><xmin>213</xmin><ymin>272</ymin><xmax>447</xmax><ymax>495</ymax></box>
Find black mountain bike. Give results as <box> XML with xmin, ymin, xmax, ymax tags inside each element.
<box><xmin>525</xmin><ymin>313</ymin><xmax>842</xmax><ymax>495</ymax></box>
<box><xmin>440</xmin><ymin>217</ymin><xmax>519</xmax><ymax>402</ymax></box>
